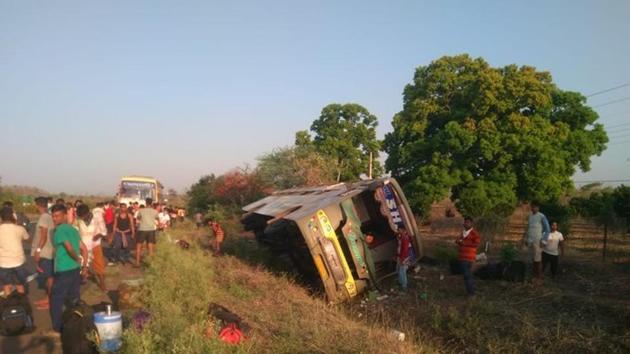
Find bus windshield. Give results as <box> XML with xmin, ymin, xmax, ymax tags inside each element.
<box><xmin>120</xmin><ymin>181</ymin><xmax>156</xmax><ymax>200</ymax></box>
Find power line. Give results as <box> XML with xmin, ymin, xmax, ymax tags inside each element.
<box><xmin>607</xmin><ymin>127</ymin><xmax>630</xmax><ymax>135</ymax></box>
<box><xmin>606</xmin><ymin>122</ymin><xmax>630</xmax><ymax>129</ymax></box>
<box><xmin>574</xmin><ymin>179</ymin><xmax>630</xmax><ymax>184</ymax></box>
<box><xmin>593</xmin><ymin>96</ymin><xmax>630</xmax><ymax>108</ymax></box>
<box><xmin>610</xmin><ymin>139</ymin><xmax>630</xmax><ymax>145</ymax></box>
<box><xmin>586</xmin><ymin>82</ymin><xmax>630</xmax><ymax>97</ymax></box>
<box><xmin>610</xmin><ymin>135</ymin><xmax>630</xmax><ymax>142</ymax></box>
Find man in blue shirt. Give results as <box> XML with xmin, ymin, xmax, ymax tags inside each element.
<box><xmin>522</xmin><ymin>201</ymin><xmax>550</xmax><ymax>281</ymax></box>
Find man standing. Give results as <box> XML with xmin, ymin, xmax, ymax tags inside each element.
<box><xmin>522</xmin><ymin>202</ymin><xmax>550</xmax><ymax>280</ymax></box>
<box><xmin>76</xmin><ymin>204</ymin><xmax>107</xmax><ymax>292</ymax></box>
<box><xmin>49</xmin><ymin>204</ymin><xmax>88</xmax><ymax>334</ymax></box>
<box><xmin>456</xmin><ymin>217</ymin><xmax>481</xmax><ymax>296</ymax></box>
<box><xmin>207</xmin><ymin>219</ymin><xmax>225</xmax><ymax>256</ymax></box>
<box><xmin>194</xmin><ymin>212</ymin><xmax>203</xmax><ymax>230</ymax></box>
<box><xmin>104</xmin><ymin>201</ymin><xmax>115</xmax><ymax>239</ymax></box>
<box><xmin>32</xmin><ymin>197</ymin><xmax>55</xmax><ymax>309</ymax></box>
<box><xmin>0</xmin><ymin>207</ymin><xmax>30</xmax><ymax>296</ymax></box>
<box><xmin>135</xmin><ymin>198</ymin><xmax>159</xmax><ymax>267</ymax></box>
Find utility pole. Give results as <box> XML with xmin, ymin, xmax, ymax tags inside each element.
<box><xmin>368</xmin><ymin>152</ymin><xmax>373</xmax><ymax>179</ymax></box>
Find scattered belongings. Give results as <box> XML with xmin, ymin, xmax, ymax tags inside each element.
<box><xmin>118</xmin><ymin>282</ymin><xmax>143</xmax><ymax>311</ymax></box>
<box><xmin>174</xmin><ymin>239</ymin><xmax>190</xmax><ymax>249</ymax></box>
<box><xmin>61</xmin><ymin>300</ymin><xmax>99</xmax><ymax>354</ymax></box>
<box><xmin>94</xmin><ymin>304</ymin><xmax>123</xmax><ymax>352</ymax></box>
<box><xmin>132</xmin><ymin>310</ymin><xmax>151</xmax><ymax>332</ymax></box>
<box><xmin>389</xmin><ymin>329</ymin><xmax>405</xmax><ymax>342</ymax></box>
<box><xmin>475</xmin><ymin>261</ymin><xmax>525</xmax><ymax>282</ymax></box>
<box><xmin>376</xmin><ymin>294</ymin><xmax>389</xmax><ymax>301</ymax></box>
<box><xmin>219</xmin><ymin>323</ymin><xmax>243</xmax><ymax>345</ymax></box>
<box><xmin>205</xmin><ymin>303</ymin><xmax>250</xmax><ymax>344</ymax></box>
<box><xmin>0</xmin><ymin>291</ymin><xmax>34</xmax><ymax>336</ymax></box>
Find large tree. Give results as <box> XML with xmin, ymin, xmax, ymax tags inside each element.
<box><xmin>297</xmin><ymin>103</ymin><xmax>382</xmax><ymax>182</ymax></box>
<box><xmin>384</xmin><ymin>54</ymin><xmax>608</xmax><ymax>217</ymax></box>
<box><xmin>257</xmin><ymin>146</ymin><xmax>337</xmax><ymax>190</ymax></box>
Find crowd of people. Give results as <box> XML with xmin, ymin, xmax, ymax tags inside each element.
<box><xmin>0</xmin><ymin>196</ymin><xmax>225</xmax><ymax>337</ymax></box>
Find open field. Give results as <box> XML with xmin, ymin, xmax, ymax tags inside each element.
<box><xmin>119</xmin><ymin>218</ymin><xmax>629</xmax><ymax>353</ymax></box>
<box><xmin>3</xmin><ymin>213</ymin><xmax>627</xmax><ymax>353</ymax></box>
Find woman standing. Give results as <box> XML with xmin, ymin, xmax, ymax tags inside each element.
<box><xmin>112</xmin><ymin>203</ymin><xmax>135</xmax><ymax>265</ymax></box>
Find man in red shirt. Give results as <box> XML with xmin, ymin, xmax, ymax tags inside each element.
<box><xmin>396</xmin><ymin>227</ymin><xmax>413</xmax><ymax>291</ymax></box>
<box><xmin>456</xmin><ymin>217</ymin><xmax>481</xmax><ymax>296</ymax></box>
<box><xmin>104</xmin><ymin>200</ymin><xmax>115</xmax><ymax>236</ymax></box>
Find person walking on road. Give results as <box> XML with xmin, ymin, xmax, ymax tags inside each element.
<box><xmin>522</xmin><ymin>202</ymin><xmax>550</xmax><ymax>281</ymax></box>
<box><xmin>135</xmin><ymin>198</ymin><xmax>159</xmax><ymax>267</ymax></box>
<box><xmin>113</xmin><ymin>203</ymin><xmax>135</xmax><ymax>265</ymax></box>
<box><xmin>32</xmin><ymin>197</ymin><xmax>56</xmax><ymax>309</ymax></box>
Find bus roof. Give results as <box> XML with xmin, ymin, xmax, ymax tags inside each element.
<box><xmin>121</xmin><ymin>176</ymin><xmax>158</xmax><ymax>183</ymax></box>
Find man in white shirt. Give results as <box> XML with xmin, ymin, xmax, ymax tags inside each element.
<box><xmin>158</xmin><ymin>208</ymin><xmax>171</xmax><ymax>230</ymax></box>
<box><xmin>0</xmin><ymin>206</ymin><xmax>30</xmax><ymax>295</ymax></box>
<box><xmin>542</xmin><ymin>222</ymin><xmax>564</xmax><ymax>279</ymax></box>
<box><xmin>32</xmin><ymin>197</ymin><xmax>56</xmax><ymax>308</ymax></box>
<box><xmin>76</xmin><ymin>204</ymin><xmax>107</xmax><ymax>291</ymax></box>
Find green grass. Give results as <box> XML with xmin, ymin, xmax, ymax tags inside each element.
<box><xmin>120</xmin><ymin>222</ymin><xmax>430</xmax><ymax>353</ymax></box>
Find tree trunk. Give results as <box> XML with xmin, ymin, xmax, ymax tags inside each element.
<box><xmin>602</xmin><ymin>223</ymin><xmax>608</xmax><ymax>262</ymax></box>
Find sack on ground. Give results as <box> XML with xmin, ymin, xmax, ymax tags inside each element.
<box><xmin>61</xmin><ymin>300</ymin><xmax>99</xmax><ymax>354</ymax></box>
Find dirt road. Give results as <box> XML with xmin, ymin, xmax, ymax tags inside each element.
<box><xmin>1</xmin><ymin>252</ymin><xmax>143</xmax><ymax>354</ymax></box>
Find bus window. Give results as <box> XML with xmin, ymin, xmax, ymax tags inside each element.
<box><xmin>120</xmin><ymin>181</ymin><xmax>155</xmax><ymax>201</ymax></box>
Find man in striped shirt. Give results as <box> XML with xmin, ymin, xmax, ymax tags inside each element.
<box><xmin>207</xmin><ymin>219</ymin><xmax>225</xmax><ymax>256</ymax></box>
<box><xmin>456</xmin><ymin>216</ymin><xmax>481</xmax><ymax>296</ymax></box>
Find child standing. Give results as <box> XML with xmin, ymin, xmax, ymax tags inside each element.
<box><xmin>542</xmin><ymin>222</ymin><xmax>564</xmax><ymax>279</ymax></box>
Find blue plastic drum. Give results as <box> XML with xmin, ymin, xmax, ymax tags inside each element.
<box><xmin>94</xmin><ymin>310</ymin><xmax>123</xmax><ymax>351</ymax></box>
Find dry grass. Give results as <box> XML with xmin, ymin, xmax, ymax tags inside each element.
<box><xmin>378</xmin><ymin>235</ymin><xmax>630</xmax><ymax>353</ymax></box>
<box><xmin>118</xmin><ymin>219</ymin><xmax>629</xmax><ymax>353</ymax></box>
<box><xmin>120</xmin><ymin>221</ymin><xmax>434</xmax><ymax>354</ymax></box>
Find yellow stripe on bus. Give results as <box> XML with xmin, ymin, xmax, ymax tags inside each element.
<box><xmin>316</xmin><ymin>210</ymin><xmax>357</xmax><ymax>297</ymax></box>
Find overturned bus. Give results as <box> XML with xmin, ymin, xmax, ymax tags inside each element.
<box><xmin>241</xmin><ymin>178</ymin><xmax>422</xmax><ymax>303</ymax></box>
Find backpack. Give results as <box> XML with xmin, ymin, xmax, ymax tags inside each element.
<box><xmin>61</xmin><ymin>300</ymin><xmax>99</xmax><ymax>354</ymax></box>
<box><xmin>0</xmin><ymin>291</ymin><xmax>34</xmax><ymax>336</ymax></box>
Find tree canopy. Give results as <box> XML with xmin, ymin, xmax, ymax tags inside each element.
<box><xmin>384</xmin><ymin>54</ymin><xmax>608</xmax><ymax>217</ymax></box>
<box><xmin>186</xmin><ymin>169</ymin><xmax>268</xmax><ymax>213</ymax></box>
<box><xmin>256</xmin><ymin>146</ymin><xmax>337</xmax><ymax>190</ymax></box>
<box><xmin>297</xmin><ymin>103</ymin><xmax>382</xmax><ymax>182</ymax></box>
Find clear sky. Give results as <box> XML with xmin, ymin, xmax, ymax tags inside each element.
<box><xmin>1</xmin><ymin>1</ymin><xmax>629</xmax><ymax>195</ymax></box>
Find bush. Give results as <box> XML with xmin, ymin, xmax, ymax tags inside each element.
<box><xmin>540</xmin><ymin>200</ymin><xmax>572</xmax><ymax>235</ymax></box>
<box><xmin>434</xmin><ymin>245</ymin><xmax>458</xmax><ymax>263</ymax></box>
<box><xmin>500</xmin><ymin>244</ymin><xmax>518</xmax><ymax>264</ymax></box>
